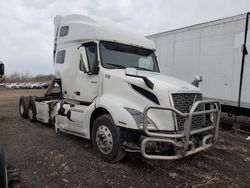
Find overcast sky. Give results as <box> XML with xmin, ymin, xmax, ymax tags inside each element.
<box><xmin>0</xmin><ymin>0</ymin><xmax>249</xmax><ymax>75</ymax></box>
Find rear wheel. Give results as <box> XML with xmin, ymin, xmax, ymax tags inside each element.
<box><xmin>0</xmin><ymin>145</ymin><xmax>7</xmax><ymax>188</ymax></box>
<box><xmin>19</xmin><ymin>96</ymin><xmax>29</xmax><ymax>118</ymax></box>
<box><xmin>92</xmin><ymin>114</ymin><xmax>126</xmax><ymax>163</ymax></box>
<box><xmin>28</xmin><ymin>106</ymin><xmax>36</xmax><ymax>123</ymax></box>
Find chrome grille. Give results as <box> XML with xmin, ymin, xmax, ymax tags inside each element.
<box><xmin>171</xmin><ymin>93</ymin><xmax>205</xmax><ymax>131</ymax></box>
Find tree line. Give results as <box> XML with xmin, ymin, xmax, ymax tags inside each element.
<box><xmin>5</xmin><ymin>72</ymin><xmax>54</xmax><ymax>83</ymax></box>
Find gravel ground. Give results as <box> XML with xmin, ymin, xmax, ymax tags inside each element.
<box><xmin>0</xmin><ymin>89</ymin><xmax>250</xmax><ymax>188</ymax></box>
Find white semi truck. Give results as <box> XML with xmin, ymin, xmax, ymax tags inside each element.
<box><xmin>19</xmin><ymin>15</ymin><xmax>221</xmax><ymax>162</ymax></box>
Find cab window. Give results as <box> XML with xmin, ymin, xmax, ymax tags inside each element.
<box><xmin>85</xmin><ymin>43</ymin><xmax>98</xmax><ymax>73</ymax></box>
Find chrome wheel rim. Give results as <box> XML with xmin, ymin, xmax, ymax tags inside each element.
<box><xmin>96</xmin><ymin>125</ymin><xmax>113</xmax><ymax>154</ymax></box>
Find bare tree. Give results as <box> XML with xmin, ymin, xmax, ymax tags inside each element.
<box><xmin>5</xmin><ymin>72</ymin><xmax>54</xmax><ymax>83</ymax></box>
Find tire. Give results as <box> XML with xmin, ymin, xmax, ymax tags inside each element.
<box><xmin>28</xmin><ymin>105</ymin><xmax>36</xmax><ymax>123</ymax></box>
<box><xmin>19</xmin><ymin>96</ymin><xmax>29</xmax><ymax>118</ymax></box>
<box><xmin>92</xmin><ymin>114</ymin><xmax>126</xmax><ymax>163</ymax></box>
<box><xmin>0</xmin><ymin>145</ymin><xmax>7</xmax><ymax>188</ymax></box>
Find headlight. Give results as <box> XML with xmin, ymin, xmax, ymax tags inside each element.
<box><xmin>125</xmin><ymin>107</ymin><xmax>157</xmax><ymax>130</ymax></box>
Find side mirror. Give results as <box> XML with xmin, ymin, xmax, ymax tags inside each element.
<box><xmin>79</xmin><ymin>47</ymin><xmax>90</xmax><ymax>73</ymax></box>
<box><xmin>191</xmin><ymin>75</ymin><xmax>203</xmax><ymax>87</ymax></box>
<box><xmin>0</xmin><ymin>62</ymin><xmax>4</xmax><ymax>76</ymax></box>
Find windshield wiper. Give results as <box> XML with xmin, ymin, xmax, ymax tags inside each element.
<box><xmin>132</xmin><ymin>66</ymin><xmax>152</xmax><ymax>72</ymax></box>
<box><xmin>106</xmin><ymin>63</ymin><xmax>125</xmax><ymax>69</ymax></box>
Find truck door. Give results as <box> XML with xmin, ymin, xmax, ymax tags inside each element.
<box><xmin>75</xmin><ymin>42</ymin><xmax>99</xmax><ymax>103</ymax></box>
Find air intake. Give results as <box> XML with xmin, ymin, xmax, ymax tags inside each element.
<box><xmin>131</xmin><ymin>84</ymin><xmax>159</xmax><ymax>105</ymax></box>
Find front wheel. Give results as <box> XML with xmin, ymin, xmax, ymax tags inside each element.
<box><xmin>91</xmin><ymin>114</ymin><xmax>126</xmax><ymax>163</ymax></box>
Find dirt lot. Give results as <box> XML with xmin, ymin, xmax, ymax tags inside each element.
<box><xmin>0</xmin><ymin>89</ymin><xmax>250</xmax><ymax>188</ymax></box>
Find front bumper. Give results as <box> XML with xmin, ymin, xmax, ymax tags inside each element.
<box><xmin>141</xmin><ymin>100</ymin><xmax>221</xmax><ymax>160</ymax></box>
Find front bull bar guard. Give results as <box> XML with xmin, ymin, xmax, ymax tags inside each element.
<box><xmin>141</xmin><ymin>100</ymin><xmax>221</xmax><ymax>160</ymax></box>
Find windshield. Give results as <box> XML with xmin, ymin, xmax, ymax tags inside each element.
<box><xmin>100</xmin><ymin>41</ymin><xmax>159</xmax><ymax>72</ymax></box>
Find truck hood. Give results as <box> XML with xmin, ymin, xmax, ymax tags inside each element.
<box><xmin>146</xmin><ymin>72</ymin><xmax>200</xmax><ymax>92</ymax></box>
<box><xmin>106</xmin><ymin>69</ymin><xmax>201</xmax><ymax>93</ymax></box>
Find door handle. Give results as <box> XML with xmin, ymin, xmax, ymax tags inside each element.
<box><xmin>91</xmin><ymin>81</ymin><xmax>97</xmax><ymax>83</ymax></box>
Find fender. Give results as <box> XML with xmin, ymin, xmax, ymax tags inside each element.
<box><xmin>95</xmin><ymin>95</ymin><xmax>139</xmax><ymax>130</ymax></box>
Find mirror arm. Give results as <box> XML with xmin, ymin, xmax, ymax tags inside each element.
<box><xmin>191</xmin><ymin>80</ymin><xmax>199</xmax><ymax>87</ymax></box>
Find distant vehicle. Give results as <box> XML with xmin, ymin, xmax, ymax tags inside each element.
<box><xmin>41</xmin><ymin>82</ymin><xmax>49</xmax><ymax>89</ymax></box>
<box><xmin>6</xmin><ymin>84</ymin><xmax>12</xmax><ymax>89</ymax></box>
<box><xmin>17</xmin><ymin>83</ymin><xmax>25</xmax><ymax>89</ymax></box>
<box><xmin>4</xmin><ymin>83</ymin><xmax>10</xmax><ymax>88</ymax></box>
<box><xmin>15</xmin><ymin>83</ymin><xmax>21</xmax><ymax>89</ymax></box>
<box><xmin>15</xmin><ymin>83</ymin><xmax>23</xmax><ymax>89</ymax></box>
<box><xmin>25</xmin><ymin>83</ymin><xmax>32</xmax><ymax>89</ymax></box>
<box><xmin>31</xmin><ymin>82</ymin><xmax>42</xmax><ymax>89</ymax></box>
<box><xmin>18</xmin><ymin>83</ymin><xmax>28</xmax><ymax>89</ymax></box>
<box><xmin>7</xmin><ymin>83</ymin><xmax>17</xmax><ymax>89</ymax></box>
